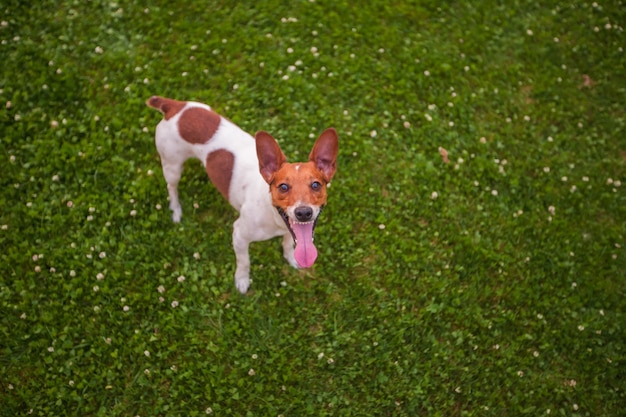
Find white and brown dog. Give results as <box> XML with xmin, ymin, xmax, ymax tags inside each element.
<box><xmin>146</xmin><ymin>96</ymin><xmax>338</xmax><ymax>293</ymax></box>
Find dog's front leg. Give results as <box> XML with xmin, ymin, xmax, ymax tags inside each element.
<box><xmin>232</xmin><ymin>219</ymin><xmax>252</xmax><ymax>293</ymax></box>
<box><xmin>282</xmin><ymin>233</ymin><xmax>299</xmax><ymax>269</ymax></box>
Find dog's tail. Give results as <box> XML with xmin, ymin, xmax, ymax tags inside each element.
<box><xmin>146</xmin><ymin>96</ymin><xmax>186</xmax><ymax>120</ymax></box>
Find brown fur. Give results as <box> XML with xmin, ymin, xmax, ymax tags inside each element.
<box><xmin>269</xmin><ymin>162</ymin><xmax>329</xmax><ymax>212</ymax></box>
<box><xmin>178</xmin><ymin>107</ymin><xmax>221</xmax><ymax>144</ymax></box>
<box><xmin>205</xmin><ymin>149</ymin><xmax>235</xmax><ymax>200</ymax></box>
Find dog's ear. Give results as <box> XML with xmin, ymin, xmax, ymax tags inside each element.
<box><xmin>309</xmin><ymin>128</ymin><xmax>339</xmax><ymax>182</ymax></box>
<box><xmin>256</xmin><ymin>131</ymin><xmax>287</xmax><ymax>184</ymax></box>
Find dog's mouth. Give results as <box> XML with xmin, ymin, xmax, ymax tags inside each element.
<box><xmin>276</xmin><ymin>206</ymin><xmax>322</xmax><ymax>268</ymax></box>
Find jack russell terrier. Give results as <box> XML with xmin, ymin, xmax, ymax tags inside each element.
<box><xmin>146</xmin><ymin>96</ymin><xmax>338</xmax><ymax>294</ymax></box>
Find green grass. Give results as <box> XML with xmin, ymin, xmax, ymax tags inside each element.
<box><xmin>1</xmin><ymin>0</ymin><xmax>625</xmax><ymax>415</ymax></box>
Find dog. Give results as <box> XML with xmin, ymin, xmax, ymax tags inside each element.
<box><xmin>146</xmin><ymin>96</ymin><xmax>338</xmax><ymax>293</ymax></box>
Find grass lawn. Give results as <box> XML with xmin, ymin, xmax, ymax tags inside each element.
<box><xmin>1</xmin><ymin>0</ymin><xmax>625</xmax><ymax>415</ymax></box>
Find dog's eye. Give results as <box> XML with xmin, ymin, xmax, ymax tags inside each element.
<box><xmin>311</xmin><ymin>181</ymin><xmax>321</xmax><ymax>190</ymax></box>
<box><xmin>278</xmin><ymin>183</ymin><xmax>289</xmax><ymax>192</ymax></box>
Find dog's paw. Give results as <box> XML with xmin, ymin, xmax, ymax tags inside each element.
<box><xmin>283</xmin><ymin>249</ymin><xmax>299</xmax><ymax>269</ymax></box>
<box><xmin>171</xmin><ymin>210</ymin><xmax>182</xmax><ymax>223</ymax></box>
<box><xmin>286</xmin><ymin>256</ymin><xmax>300</xmax><ymax>269</ymax></box>
<box><xmin>235</xmin><ymin>276</ymin><xmax>250</xmax><ymax>294</ymax></box>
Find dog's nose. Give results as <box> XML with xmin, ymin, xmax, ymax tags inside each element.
<box><xmin>294</xmin><ymin>206</ymin><xmax>314</xmax><ymax>222</ymax></box>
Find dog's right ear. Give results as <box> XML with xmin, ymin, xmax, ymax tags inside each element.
<box><xmin>255</xmin><ymin>131</ymin><xmax>287</xmax><ymax>184</ymax></box>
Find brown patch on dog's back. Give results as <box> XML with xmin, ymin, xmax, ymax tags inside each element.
<box><xmin>146</xmin><ymin>96</ymin><xmax>186</xmax><ymax>120</ymax></box>
<box><xmin>178</xmin><ymin>107</ymin><xmax>221</xmax><ymax>144</ymax></box>
<box><xmin>205</xmin><ymin>149</ymin><xmax>234</xmax><ymax>200</ymax></box>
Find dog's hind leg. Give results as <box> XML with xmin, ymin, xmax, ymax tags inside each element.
<box><xmin>160</xmin><ymin>158</ymin><xmax>184</xmax><ymax>222</ymax></box>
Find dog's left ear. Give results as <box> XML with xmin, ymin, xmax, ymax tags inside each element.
<box><xmin>309</xmin><ymin>128</ymin><xmax>339</xmax><ymax>182</ymax></box>
<box><xmin>256</xmin><ymin>131</ymin><xmax>287</xmax><ymax>184</ymax></box>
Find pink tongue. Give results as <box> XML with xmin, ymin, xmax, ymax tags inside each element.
<box><xmin>292</xmin><ymin>222</ymin><xmax>318</xmax><ymax>268</ymax></box>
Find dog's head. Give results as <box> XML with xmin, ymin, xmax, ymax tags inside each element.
<box><xmin>256</xmin><ymin>128</ymin><xmax>339</xmax><ymax>268</ymax></box>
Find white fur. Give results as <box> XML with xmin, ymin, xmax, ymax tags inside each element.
<box><xmin>153</xmin><ymin>101</ymin><xmax>295</xmax><ymax>293</ymax></box>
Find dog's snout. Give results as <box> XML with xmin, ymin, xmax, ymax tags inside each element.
<box><xmin>294</xmin><ymin>206</ymin><xmax>314</xmax><ymax>222</ymax></box>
